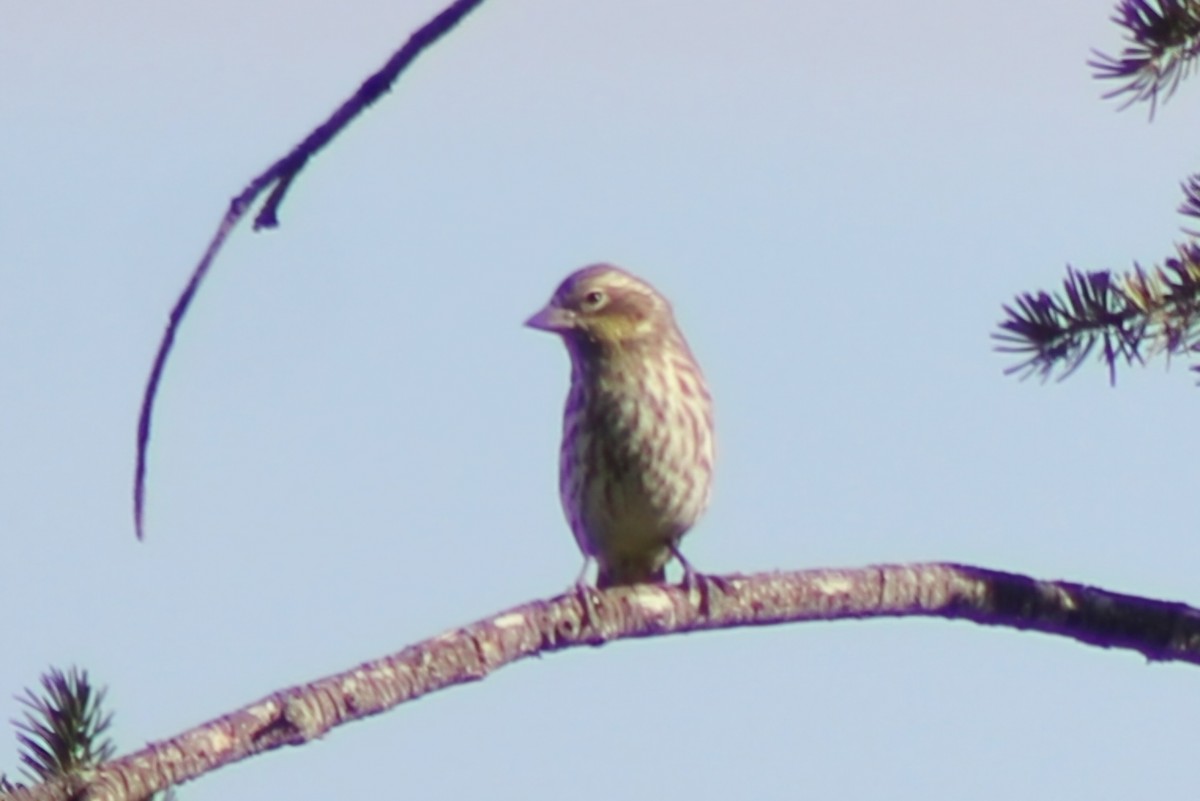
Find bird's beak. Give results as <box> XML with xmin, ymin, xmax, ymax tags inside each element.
<box><xmin>525</xmin><ymin>304</ymin><xmax>576</xmax><ymax>333</ymax></box>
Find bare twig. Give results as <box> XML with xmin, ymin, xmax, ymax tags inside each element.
<box><xmin>7</xmin><ymin>563</ymin><xmax>1200</xmax><ymax>801</ymax></box>
<box><xmin>133</xmin><ymin>0</ymin><xmax>489</xmax><ymax>540</ymax></box>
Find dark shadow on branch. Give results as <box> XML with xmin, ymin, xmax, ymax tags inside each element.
<box><xmin>132</xmin><ymin>0</ymin><xmax>489</xmax><ymax>540</ymax></box>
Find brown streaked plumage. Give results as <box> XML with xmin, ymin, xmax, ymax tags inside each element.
<box><xmin>526</xmin><ymin>264</ymin><xmax>714</xmax><ymax>588</ymax></box>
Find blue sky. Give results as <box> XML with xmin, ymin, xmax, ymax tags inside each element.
<box><xmin>6</xmin><ymin>1</ymin><xmax>1200</xmax><ymax>798</ymax></box>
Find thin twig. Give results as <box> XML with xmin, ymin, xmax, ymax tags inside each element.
<box><xmin>133</xmin><ymin>0</ymin><xmax>489</xmax><ymax>539</ymax></box>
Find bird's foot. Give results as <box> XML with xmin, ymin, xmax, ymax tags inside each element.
<box><xmin>671</xmin><ymin>544</ymin><xmax>732</xmax><ymax>615</ymax></box>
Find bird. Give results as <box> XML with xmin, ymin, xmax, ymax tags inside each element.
<box><xmin>526</xmin><ymin>264</ymin><xmax>714</xmax><ymax>589</ymax></box>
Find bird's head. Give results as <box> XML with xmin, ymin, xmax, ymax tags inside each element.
<box><xmin>525</xmin><ymin>264</ymin><xmax>675</xmax><ymax>352</ymax></box>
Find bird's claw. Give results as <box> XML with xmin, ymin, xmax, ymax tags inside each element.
<box><xmin>672</xmin><ymin>544</ymin><xmax>732</xmax><ymax>615</ymax></box>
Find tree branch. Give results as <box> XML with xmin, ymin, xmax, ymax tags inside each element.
<box><xmin>1091</xmin><ymin>0</ymin><xmax>1200</xmax><ymax>116</ymax></box>
<box><xmin>132</xmin><ymin>0</ymin><xmax>489</xmax><ymax>540</ymax></box>
<box><xmin>7</xmin><ymin>562</ymin><xmax>1199</xmax><ymax>801</ymax></box>
<box><xmin>998</xmin><ymin>3</ymin><xmax>1200</xmax><ymax>381</ymax></box>
<box><xmin>994</xmin><ymin>242</ymin><xmax>1200</xmax><ymax>382</ymax></box>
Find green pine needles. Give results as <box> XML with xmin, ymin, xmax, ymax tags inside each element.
<box><xmin>1</xmin><ymin>668</ymin><xmax>114</xmax><ymax>793</ymax></box>
<box><xmin>998</xmin><ymin>1</ymin><xmax>1200</xmax><ymax>383</ymax></box>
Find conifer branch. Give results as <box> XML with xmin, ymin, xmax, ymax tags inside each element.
<box><xmin>996</xmin><ymin>241</ymin><xmax>1200</xmax><ymax>382</ymax></box>
<box><xmin>1091</xmin><ymin>0</ymin><xmax>1200</xmax><ymax>115</ymax></box>
<box><xmin>1</xmin><ymin>669</ymin><xmax>114</xmax><ymax>797</ymax></box>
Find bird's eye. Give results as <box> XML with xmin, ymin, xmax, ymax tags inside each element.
<box><xmin>582</xmin><ymin>289</ymin><xmax>607</xmax><ymax>310</ymax></box>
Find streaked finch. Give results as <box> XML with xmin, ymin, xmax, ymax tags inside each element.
<box><xmin>526</xmin><ymin>264</ymin><xmax>714</xmax><ymax>588</ymax></box>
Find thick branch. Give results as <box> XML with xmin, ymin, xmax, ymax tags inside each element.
<box><xmin>7</xmin><ymin>563</ymin><xmax>1199</xmax><ymax>801</ymax></box>
<box><xmin>132</xmin><ymin>0</ymin><xmax>488</xmax><ymax>540</ymax></box>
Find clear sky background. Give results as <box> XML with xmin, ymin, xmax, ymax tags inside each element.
<box><xmin>5</xmin><ymin>1</ymin><xmax>1200</xmax><ymax>798</ymax></box>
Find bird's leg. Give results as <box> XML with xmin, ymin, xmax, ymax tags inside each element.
<box><xmin>670</xmin><ymin>544</ymin><xmax>731</xmax><ymax>615</ymax></box>
<box><xmin>571</xmin><ymin>556</ymin><xmax>605</xmax><ymax>632</ymax></box>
